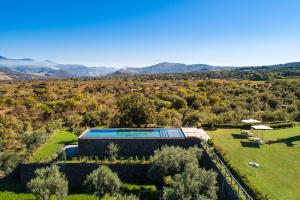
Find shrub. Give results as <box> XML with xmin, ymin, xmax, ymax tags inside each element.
<box><xmin>27</xmin><ymin>165</ymin><xmax>68</xmax><ymax>200</ymax></box>
<box><xmin>84</xmin><ymin>166</ymin><xmax>121</xmax><ymax>197</ymax></box>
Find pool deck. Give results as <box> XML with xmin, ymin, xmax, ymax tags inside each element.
<box><xmin>181</xmin><ymin>128</ymin><xmax>210</xmax><ymax>141</ymax></box>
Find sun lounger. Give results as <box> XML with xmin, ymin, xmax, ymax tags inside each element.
<box><xmin>249</xmin><ymin>162</ymin><xmax>260</xmax><ymax>168</ymax></box>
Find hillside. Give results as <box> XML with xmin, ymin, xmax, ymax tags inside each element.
<box><xmin>0</xmin><ymin>67</ymin><xmax>38</xmax><ymax>80</ymax></box>
<box><xmin>0</xmin><ymin>56</ymin><xmax>118</xmax><ymax>78</ymax></box>
<box><xmin>1</xmin><ymin>55</ymin><xmax>300</xmax><ymax>79</ymax></box>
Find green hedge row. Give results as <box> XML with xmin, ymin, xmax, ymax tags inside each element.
<box><xmin>267</xmin><ymin>122</ymin><xmax>296</xmax><ymax>128</ymax></box>
<box><xmin>201</xmin><ymin>122</ymin><xmax>295</xmax><ymax>130</ymax></box>
<box><xmin>121</xmin><ymin>183</ymin><xmax>157</xmax><ymax>192</ymax></box>
<box><xmin>210</xmin><ymin>141</ymin><xmax>269</xmax><ymax>200</ymax></box>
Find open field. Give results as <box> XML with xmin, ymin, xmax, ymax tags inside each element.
<box><xmin>28</xmin><ymin>131</ymin><xmax>77</xmax><ymax>163</ymax></box>
<box><xmin>207</xmin><ymin>126</ymin><xmax>300</xmax><ymax>200</ymax></box>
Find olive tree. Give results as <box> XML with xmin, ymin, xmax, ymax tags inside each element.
<box><xmin>147</xmin><ymin>146</ymin><xmax>202</xmax><ymax>182</ymax></box>
<box><xmin>163</xmin><ymin>163</ymin><xmax>218</xmax><ymax>200</ymax></box>
<box><xmin>84</xmin><ymin>166</ymin><xmax>121</xmax><ymax>198</ymax></box>
<box><xmin>27</xmin><ymin>165</ymin><xmax>68</xmax><ymax>200</ymax></box>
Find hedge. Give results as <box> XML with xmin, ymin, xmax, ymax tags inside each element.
<box><xmin>201</xmin><ymin>122</ymin><xmax>295</xmax><ymax>130</ymax></box>
<box><xmin>120</xmin><ymin>183</ymin><xmax>157</xmax><ymax>192</ymax></box>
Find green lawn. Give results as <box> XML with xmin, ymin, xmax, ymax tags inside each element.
<box><xmin>207</xmin><ymin>126</ymin><xmax>300</xmax><ymax>200</ymax></box>
<box><xmin>0</xmin><ymin>191</ymin><xmax>97</xmax><ymax>200</ymax></box>
<box><xmin>0</xmin><ymin>180</ymin><xmax>97</xmax><ymax>200</ymax></box>
<box><xmin>28</xmin><ymin>130</ymin><xmax>77</xmax><ymax>163</ymax></box>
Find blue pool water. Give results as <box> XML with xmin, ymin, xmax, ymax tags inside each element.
<box><xmin>81</xmin><ymin>128</ymin><xmax>185</xmax><ymax>139</ymax></box>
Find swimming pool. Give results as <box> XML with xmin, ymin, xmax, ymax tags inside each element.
<box><xmin>80</xmin><ymin>128</ymin><xmax>185</xmax><ymax>139</ymax></box>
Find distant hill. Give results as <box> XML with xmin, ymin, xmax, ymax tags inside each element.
<box><xmin>113</xmin><ymin>62</ymin><xmax>235</xmax><ymax>75</ymax></box>
<box><xmin>0</xmin><ymin>56</ymin><xmax>118</xmax><ymax>78</ymax></box>
<box><xmin>0</xmin><ymin>67</ymin><xmax>38</xmax><ymax>80</ymax></box>
<box><xmin>1</xmin><ymin>55</ymin><xmax>300</xmax><ymax>79</ymax></box>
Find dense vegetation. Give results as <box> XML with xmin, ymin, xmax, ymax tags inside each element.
<box><xmin>1</xmin><ymin>77</ymin><xmax>300</xmax><ymax>174</ymax></box>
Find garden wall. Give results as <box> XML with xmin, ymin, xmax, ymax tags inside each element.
<box><xmin>78</xmin><ymin>137</ymin><xmax>201</xmax><ymax>158</ymax></box>
<box><xmin>21</xmin><ymin>163</ymin><xmax>150</xmax><ymax>189</ymax></box>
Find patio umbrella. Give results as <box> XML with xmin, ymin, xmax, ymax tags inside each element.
<box><xmin>241</xmin><ymin>119</ymin><xmax>262</xmax><ymax>124</ymax></box>
<box><xmin>251</xmin><ymin>125</ymin><xmax>273</xmax><ymax>141</ymax></box>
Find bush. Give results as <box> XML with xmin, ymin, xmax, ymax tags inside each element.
<box><xmin>84</xmin><ymin>166</ymin><xmax>121</xmax><ymax>197</ymax></box>
<box><xmin>27</xmin><ymin>165</ymin><xmax>68</xmax><ymax>200</ymax></box>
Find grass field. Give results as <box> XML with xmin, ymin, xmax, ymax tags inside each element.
<box><xmin>28</xmin><ymin>130</ymin><xmax>77</xmax><ymax>163</ymax></box>
<box><xmin>207</xmin><ymin>126</ymin><xmax>300</xmax><ymax>200</ymax></box>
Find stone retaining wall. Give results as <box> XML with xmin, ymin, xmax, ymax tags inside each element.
<box><xmin>79</xmin><ymin>137</ymin><xmax>201</xmax><ymax>158</ymax></box>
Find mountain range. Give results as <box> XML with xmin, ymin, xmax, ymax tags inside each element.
<box><xmin>0</xmin><ymin>56</ymin><xmax>117</xmax><ymax>79</ymax></box>
<box><xmin>0</xmin><ymin>55</ymin><xmax>300</xmax><ymax>80</ymax></box>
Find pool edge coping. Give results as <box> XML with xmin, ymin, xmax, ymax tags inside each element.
<box><xmin>78</xmin><ymin>127</ymin><xmax>186</xmax><ymax>140</ymax></box>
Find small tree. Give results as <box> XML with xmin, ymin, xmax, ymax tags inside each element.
<box><xmin>147</xmin><ymin>146</ymin><xmax>202</xmax><ymax>182</ymax></box>
<box><xmin>84</xmin><ymin>166</ymin><xmax>121</xmax><ymax>198</ymax></box>
<box><xmin>27</xmin><ymin>165</ymin><xmax>68</xmax><ymax>200</ymax></box>
<box><xmin>107</xmin><ymin>142</ymin><xmax>120</xmax><ymax>160</ymax></box>
<box><xmin>163</xmin><ymin>163</ymin><xmax>218</xmax><ymax>200</ymax></box>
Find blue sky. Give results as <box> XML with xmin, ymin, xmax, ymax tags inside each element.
<box><xmin>0</xmin><ymin>0</ymin><xmax>300</xmax><ymax>67</ymax></box>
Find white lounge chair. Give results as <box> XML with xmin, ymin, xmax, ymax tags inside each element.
<box><xmin>249</xmin><ymin>162</ymin><xmax>260</xmax><ymax>168</ymax></box>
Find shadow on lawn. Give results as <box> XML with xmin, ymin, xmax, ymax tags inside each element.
<box><xmin>266</xmin><ymin>135</ymin><xmax>300</xmax><ymax>147</ymax></box>
<box><xmin>231</xmin><ymin>134</ymin><xmax>247</xmax><ymax>139</ymax></box>
<box><xmin>240</xmin><ymin>141</ymin><xmax>260</xmax><ymax>148</ymax></box>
